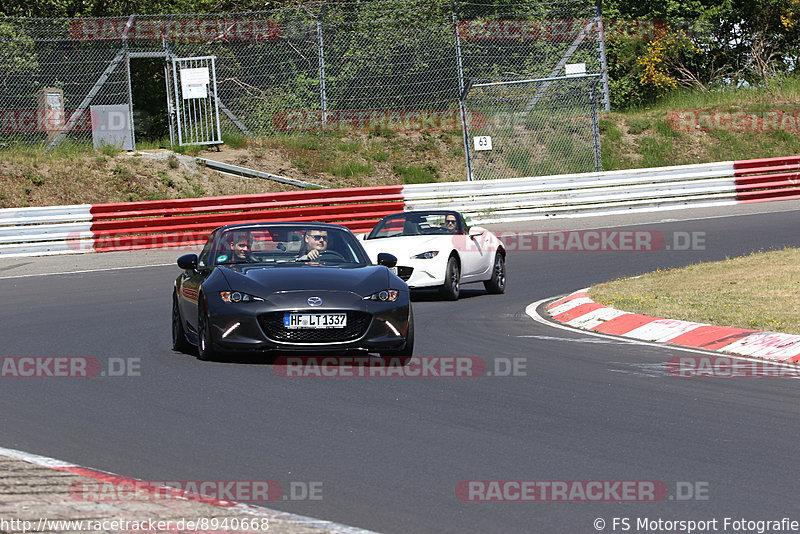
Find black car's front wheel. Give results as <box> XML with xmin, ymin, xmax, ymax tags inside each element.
<box><xmin>172</xmin><ymin>291</ymin><xmax>191</xmax><ymax>352</ymax></box>
<box><xmin>197</xmin><ymin>297</ymin><xmax>218</xmax><ymax>362</ymax></box>
<box><xmin>380</xmin><ymin>307</ymin><xmax>414</xmax><ymax>364</ymax></box>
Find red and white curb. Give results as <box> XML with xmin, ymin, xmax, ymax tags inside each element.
<box><xmin>536</xmin><ymin>289</ymin><xmax>800</xmax><ymax>362</ymax></box>
<box><xmin>0</xmin><ymin>445</ymin><xmax>378</xmax><ymax>534</ymax></box>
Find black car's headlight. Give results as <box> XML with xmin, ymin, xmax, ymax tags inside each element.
<box><xmin>220</xmin><ymin>291</ymin><xmax>263</xmax><ymax>303</ymax></box>
<box><xmin>363</xmin><ymin>289</ymin><xmax>400</xmax><ymax>302</ymax></box>
<box><xmin>412</xmin><ymin>251</ymin><xmax>439</xmax><ymax>259</ymax></box>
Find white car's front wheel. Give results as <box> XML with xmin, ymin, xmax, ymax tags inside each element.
<box><xmin>484</xmin><ymin>253</ymin><xmax>506</xmax><ymax>294</ymax></box>
<box><xmin>439</xmin><ymin>256</ymin><xmax>460</xmax><ymax>300</ymax></box>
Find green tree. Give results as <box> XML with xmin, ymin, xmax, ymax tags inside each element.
<box><xmin>602</xmin><ymin>0</ymin><xmax>800</xmax><ymax>108</ymax></box>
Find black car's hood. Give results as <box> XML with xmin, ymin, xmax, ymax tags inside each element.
<box><xmin>217</xmin><ymin>263</ymin><xmax>391</xmax><ymax>296</ymax></box>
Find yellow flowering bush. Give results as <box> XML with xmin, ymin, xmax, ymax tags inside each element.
<box><xmin>635</xmin><ymin>29</ymin><xmax>702</xmax><ymax>96</ymax></box>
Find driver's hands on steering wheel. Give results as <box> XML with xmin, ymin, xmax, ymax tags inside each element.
<box><xmin>297</xmin><ymin>250</ymin><xmax>344</xmax><ymax>262</ymax></box>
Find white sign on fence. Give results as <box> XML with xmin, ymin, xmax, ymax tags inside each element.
<box><xmin>565</xmin><ymin>63</ymin><xmax>587</xmax><ymax>76</ymax></box>
<box><xmin>474</xmin><ymin>136</ymin><xmax>493</xmax><ymax>151</ymax></box>
<box><xmin>180</xmin><ymin>67</ymin><xmax>209</xmax><ymax>99</ymax></box>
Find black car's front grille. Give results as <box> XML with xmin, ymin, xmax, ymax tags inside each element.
<box><xmin>396</xmin><ymin>266</ymin><xmax>413</xmax><ymax>281</ymax></box>
<box><xmin>258</xmin><ymin>311</ymin><xmax>372</xmax><ymax>343</ymax></box>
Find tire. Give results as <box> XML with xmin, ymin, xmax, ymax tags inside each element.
<box><xmin>483</xmin><ymin>253</ymin><xmax>506</xmax><ymax>294</ymax></box>
<box><xmin>380</xmin><ymin>307</ymin><xmax>414</xmax><ymax>364</ymax></box>
<box><xmin>172</xmin><ymin>291</ymin><xmax>191</xmax><ymax>352</ymax></box>
<box><xmin>196</xmin><ymin>296</ymin><xmax>218</xmax><ymax>362</ymax></box>
<box><xmin>439</xmin><ymin>256</ymin><xmax>460</xmax><ymax>300</ymax></box>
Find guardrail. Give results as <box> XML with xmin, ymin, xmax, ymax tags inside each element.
<box><xmin>402</xmin><ymin>155</ymin><xmax>800</xmax><ymax>224</ymax></box>
<box><xmin>734</xmin><ymin>156</ymin><xmax>800</xmax><ymax>203</ymax></box>
<box><xmin>0</xmin><ymin>205</ymin><xmax>94</xmax><ymax>257</ymax></box>
<box><xmin>0</xmin><ymin>186</ymin><xmax>403</xmax><ymax>257</ymax></box>
<box><xmin>1</xmin><ymin>155</ymin><xmax>798</xmax><ymax>258</ymax></box>
<box><xmin>403</xmin><ymin>161</ymin><xmax>740</xmax><ymax>224</ymax></box>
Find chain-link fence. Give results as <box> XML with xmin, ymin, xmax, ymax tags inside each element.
<box><xmin>466</xmin><ymin>75</ymin><xmax>602</xmax><ymax>180</ymax></box>
<box><xmin>0</xmin><ymin>0</ymin><xmax>608</xmax><ymax>178</ymax></box>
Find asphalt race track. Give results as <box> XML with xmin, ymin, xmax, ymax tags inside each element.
<box><xmin>1</xmin><ymin>203</ymin><xmax>800</xmax><ymax>533</ymax></box>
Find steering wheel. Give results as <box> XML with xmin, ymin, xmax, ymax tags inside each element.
<box><xmin>318</xmin><ymin>250</ymin><xmax>346</xmax><ymax>261</ymax></box>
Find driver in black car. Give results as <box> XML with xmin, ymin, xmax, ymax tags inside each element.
<box><xmin>303</xmin><ymin>228</ymin><xmax>329</xmax><ymax>261</ymax></box>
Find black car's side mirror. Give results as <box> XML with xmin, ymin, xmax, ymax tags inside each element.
<box><xmin>177</xmin><ymin>254</ymin><xmax>198</xmax><ymax>271</ymax></box>
<box><xmin>377</xmin><ymin>253</ymin><xmax>397</xmax><ymax>268</ymax></box>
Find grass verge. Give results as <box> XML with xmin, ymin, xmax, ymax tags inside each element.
<box><xmin>588</xmin><ymin>248</ymin><xmax>800</xmax><ymax>335</ymax></box>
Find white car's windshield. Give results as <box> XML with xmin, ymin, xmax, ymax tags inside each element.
<box><xmin>368</xmin><ymin>212</ymin><xmax>463</xmax><ymax>239</ymax></box>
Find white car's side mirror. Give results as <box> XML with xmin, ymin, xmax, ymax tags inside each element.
<box><xmin>469</xmin><ymin>226</ymin><xmax>485</xmax><ymax>238</ymax></box>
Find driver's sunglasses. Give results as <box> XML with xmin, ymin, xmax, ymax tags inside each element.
<box><xmin>309</xmin><ymin>234</ymin><xmax>328</xmax><ymax>241</ymax></box>
<box><xmin>445</xmin><ymin>219</ymin><xmax>456</xmax><ymax>225</ymax></box>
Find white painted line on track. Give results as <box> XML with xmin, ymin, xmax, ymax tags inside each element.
<box><xmin>494</xmin><ymin>205</ymin><xmax>800</xmax><ymax>234</ymax></box>
<box><xmin>0</xmin><ymin>445</ymin><xmax>381</xmax><ymax>534</ymax></box>
<box><xmin>648</xmin><ymin>206</ymin><xmax>800</xmax><ymax>225</ymax></box>
<box><xmin>515</xmin><ymin>334</ymin><xmax>629</xmax><ymax>344</ymax></box>
<box><xmin>0</xmin><ymin>263</ymin><xmax>175</xmax><ymax>280</ymax></box>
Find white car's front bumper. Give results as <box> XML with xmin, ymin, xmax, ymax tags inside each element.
<box><xmin>393</xmin><ymin>256</ymin><xmax>448</xmax><ymax>288</ymax></box>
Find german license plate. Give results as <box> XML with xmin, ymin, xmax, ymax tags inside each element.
<box><xmin>284</xmin><ymin>313</ymin><xmax>347</xmax><ymax>329</ymax></box>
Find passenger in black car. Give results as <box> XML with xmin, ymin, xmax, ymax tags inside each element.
<box><xmin>228</xmin><ymin>231</ymin><xmax>256</xmax><ymax>262</ymax></box>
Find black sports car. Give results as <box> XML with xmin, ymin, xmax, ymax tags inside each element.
<box><xmin>172</xmin><ymin>222</ymin><xmax>413</xmax><ymax>361</ymax></box>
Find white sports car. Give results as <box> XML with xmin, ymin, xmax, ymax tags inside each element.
<box><xmin>360</xmin><ymin>210</ymin><xmax>506</xmax><ymax>300</ymax></box>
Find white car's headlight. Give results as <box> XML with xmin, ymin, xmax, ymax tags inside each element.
<box><xmin>412</xmin><ymin>251</ymin><xmax>439</xmax><ymax>259</ymax></box>
<box><xmin>220</xmin><ymin>291</ymin><xmax>263</xmax><ymax>303</ymax></box>
<box><xmin>363</xmin><ymin>290</ymin><xmax>400</xmax><ymax>302</ymax></box>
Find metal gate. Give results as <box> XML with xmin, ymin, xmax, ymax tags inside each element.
<box><xmin>463</xmin><ymin>74</ymin><xmax>602</xmax><ymax>181</ymax></box>
<box><xmin>167</xmin><ymin>56</ymin><xmax>223</xmax><ymax>147</ymax></box>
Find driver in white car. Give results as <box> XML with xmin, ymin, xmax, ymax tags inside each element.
<box><xmin>303</xmin><ymin>229</ymin><xmax>329</xmax><ymax>260</ymax></box>
<box><xmin>442</xmin><ymin>214</ymin><xmax>458</xmax><ymax>234</ymax></box>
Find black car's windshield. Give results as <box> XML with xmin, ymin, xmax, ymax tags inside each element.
<box><xmin>210</xmin><ymin>225</ymin><xmax>370</xmax><ymax>267</ymax></box>
<box><xmin>367</xmin><ymin>212</ymin><xmax>463</xmax><ymax>239</ymax></box>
